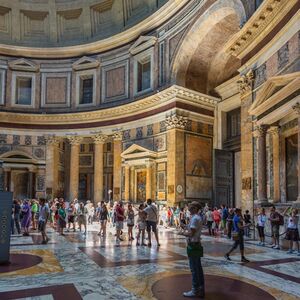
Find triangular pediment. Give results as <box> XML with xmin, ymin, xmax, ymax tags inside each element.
<box><xmin>8</xmin><ymin>58</ymin><xmax>39</xmax><ymax>72</ymax></box>
<box><xmin>129</xmin><ymin>35</ymin><xmax>157</xmax><ymax>55</ymax></box>
<box><xmin>121</xmin><ymin>144</ymin><xmax>157</xmax><ymax>159</ymax></box>
<box><xmin>249</xmin><ymin>72</ymin><xmax>300</xmax><ymax>117</ymax></box>
<box><xmin>72</xmin><ymin>56</ymin><xmax>100</xmax><ymax>71</ymax></box>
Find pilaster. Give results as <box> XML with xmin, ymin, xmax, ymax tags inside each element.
<box><xmin>124</xmin><ymin>164</ymin><xmax>130</xmax><ymax>202</ymax></box>
<box><xmin>113</xmin><ymin>132</ymin><xmax>122</xmax><ymax>201</ymax></box>
<box><xmin>292</xmin><ymin>103</ymin><xmax>300</xmax><ymax>206</ymax></box>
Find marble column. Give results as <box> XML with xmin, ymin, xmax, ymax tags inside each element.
<box><xmin>130</xmin><ymin>166</ymin><xmax>135</xmax><ymax>201</ymax></box>
<box><xmin>27</xmin><ymin>168</ymin><xmax>35</xmax><ymax>199</ymax></box>
<box><xmin>269</xmin><ymin>126</ymin><xmax>280</xmax><ymax>203</ymax></box>
<box><xmin>113</xmin><ymin>132</ymin><xmax>122</xmax><ymax>201</ymax></box>
<box><xmin>68</xmin><ymin>136</ymin><xmax>82</xmax><ymax>201</ymax></box>
<box><xmin>124</xmin><ymin>165</ymin><xmax>130</xmax><ymax>202</ymax></box>
<box><xmin>46</xmin><ymin>136</ymin><xmax>60</xmax><ymax>198</ymax></box>
<box><xmin>292</xmin><ymin>103</ymin><xmax>300</xmax><ymax>204</ymax></box>
<box><xmin>92</xmin><ymin>134</ymin><xmax>106</xmax><ymax>203</ymax></box>
<box><xmin>255</xmin><ymin>125</ymin><xmax>268</xmax><ymax>204</ymax></box>
<box><xmin>146</xmin><ymin>162</ymin><xmax>152</xmax><ymax>200</ymax></box>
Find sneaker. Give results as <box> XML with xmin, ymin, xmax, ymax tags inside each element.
<box><xmin>271</xmin><ymin>244</ymin><xmax>276</xmax><ymax>248</ymax></box>
<box><xmin>241</xmin><ymin>257</ymin><xmax>250</xmax><ymax>263</ymax></box>
<box><xmin>183</xmin><ymin>290</ymin><xmax>204</xmax><ymax>298</ymax></box>
<box><xmin>148</xmin><ymin>243</ymin><xmax>152</xmax><ymax>247</ymax></box>
<box><xmin>119</xmin><ymin>237</ymin><xmax>124</xmax><ymax>241</ymax></box>
<box><xmin>142</xmin><ymin>243</ymin><xmax>147</xmax><ymax>246</ymax></box>
<box><xmin>224</xmin><ymin>254</ymin><xmax>231</xmax><ymax>261</ymax></box>
<box><xmin>41</xmin><ymin>240</ymin><xmax>47</xmax><ymax>244</ymax></box>
<box><xmin>258</xmin><ymin>242</ymin><xmax>262</xmax><ymax>246</ymax></box>
<box><xmin>287</xmin><ymin>249</ymin><xmax>294</xmax><ymax>254</ymax></box>
<box><xmin>136</xmin><ymin>242</ymin><xmax>140</xmax><ymax>246</ymax></box>
<box><xmin>274</xmin><ymin>245</ymin><xmax>280</xmax><ymax>250</ymax></box>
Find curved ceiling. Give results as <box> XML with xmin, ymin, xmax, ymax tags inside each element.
<box><xmin>0</xmin><ymin>0</ymin><xmax>188</xmax><ymax>58</ymax></box>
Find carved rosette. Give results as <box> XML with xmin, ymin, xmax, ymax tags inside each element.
<box><xmin>45</xmin><ymin>136</ymin><xmax>60</xmax><ymax>147</ymax></box>
<box><xmin>292</xmin><ymin>103</ymin><xmax>300</xmax><ymax>115</ymax></box>
<box><xmin>165</xmin><ymin>114</ymin><xmax>188</xmax><ymax>130</ymax></box>
<box><xmin>112</xmin><ymin>132</ymin><xmax>122</xmax><ymax>141</ymax></box>
<box><xmin>238</xmin><ymin>70</ymin><xmax>254</xmax><ymax>99</ymax></box>
<box><xmin>92</xmin><ymin>134</ymin><xmax>107</xmax><ymax>144</ymax></box>
<box><xmin>67</xmin><ymin>136</ymin><xmax>83</xmax><ymax>145</ymax></box>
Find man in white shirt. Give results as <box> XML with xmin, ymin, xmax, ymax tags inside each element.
<box><xmin>144</xmin><ymin>199</ymin><xmax>160</xmax><ymax>247</ymax></box>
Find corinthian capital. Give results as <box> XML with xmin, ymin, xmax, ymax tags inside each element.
<box><xmin>238</xmin><ymin>70</ymin><xmax>254</xmax><ymax>98</ymax></box>
<box><xmin>92</xmin><ymin>134</ymin><xmax>107</xmax><ymax>144</ymax></box>
<box><xmin>112</xmin><ymin>132</ymin><xmax>122</xmax><ymax>141</ymax></box>
<box><xmin>268</xmin><ymin>126</ymin><xmax>280</xmax><ymax>136</ymax></box>
<box><xmin>45</xmin><ymin>136</ymin><xmax>60</xmax><ymax>146</ymax></box>
<box><xmin>165</xmin><ymin>114</ymin><xmax>188</xmax><ymax>130</ymax></box>
<box><xmin>253</xmin><ymin>125</ymin><xmax>267</xmax><ymax>137</ymax></box>
<box><xmin>67</xmin><ymin>136</ymin><xmax>83</xmax><ymax>145</ymax></box>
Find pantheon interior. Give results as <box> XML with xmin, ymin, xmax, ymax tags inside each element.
<box><xmin>0</xmin><ymin>0</ymin><xmax>300</xmax><ymax>299</ymax></box>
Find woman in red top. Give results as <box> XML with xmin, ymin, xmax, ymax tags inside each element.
<box><xmin>212</xmin><ymin>207</ymin><xmax>221</xmax><ymax>235</ymax></box>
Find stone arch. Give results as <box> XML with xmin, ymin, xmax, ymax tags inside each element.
<box><xmin>170</xmin><ymin>0</ymin><xmax>246</xmax><ymax>94</ymax></box>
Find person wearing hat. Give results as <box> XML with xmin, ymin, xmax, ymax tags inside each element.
<box><xmin>179</xmin><ymin>201</ymin><xmax>205</xmax><ymax>298</ymax></box>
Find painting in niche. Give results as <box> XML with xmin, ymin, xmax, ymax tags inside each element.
<box><xmin>186</xmin><ymin>134</ymin><xmax>212</xmax><ymax>177</ymax></box>
<box><xmin>136</xmin><ymin>170</ymin><xmax>146</xmax><ymax>202</ymax></box>
<box><xmin>286</xmin><ymin>134</ymin><xmax>298</xmax><ymax>201</ymax></box>
<box><xmin>157</xmin><ymin>171</ymin><xmax>165</xmax><ymax>191</ymax></box>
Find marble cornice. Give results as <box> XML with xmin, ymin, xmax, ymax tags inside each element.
<box><xmin>225</xmin><ymin>0</ymin><xmax>297</xmax><ymax>59</ymax></box>
<box><xmin>0</xmin><ymin>85</ymin><xmax>219</xmax><ymax>126</ymax></box>
<box><xmin>0</xmin><ymin>1</ymin><xmax>189</xmax><ymax>58</ymax></box>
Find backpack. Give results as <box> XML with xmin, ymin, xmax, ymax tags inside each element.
<box><xmin>278</xmin><ymin>213</ymin><xmax>284</xmax><ymax>226</ymax></box>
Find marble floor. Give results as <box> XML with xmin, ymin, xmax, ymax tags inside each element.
<box><xmin>0</xmin><ymin>224</ymin><xmax>299</xmax><ymax>300</ymax></box>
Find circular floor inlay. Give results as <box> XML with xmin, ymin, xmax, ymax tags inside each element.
<box><xmin>152</xmin><ymin>274</ymin><xmax>275</xmax><ymax>300</ymax></box>
<box><xmin>0</xmin><ymin>254</ymin><xmax>42</xmax><ymax>273</ymax></box>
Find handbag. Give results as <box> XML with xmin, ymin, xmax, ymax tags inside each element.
<box><xmin>232</xmin><ymin>232</ymin><xmax>239</xmax><ymax>241</ymax></box>
<box><xmin>187</xmin><ymin>243</ymin><xmax>203</xmax><ymax>257</ymax></box>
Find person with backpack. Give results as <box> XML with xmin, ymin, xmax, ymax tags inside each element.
<box><xmin>269</xmin><ymin>206</ymin><xmax>283</xmax><ymax>250</ymax></box>
<box><xmin>283</xmin><ymin>207</ymin><xmax>300</xmax><ymax>255</ymax></box>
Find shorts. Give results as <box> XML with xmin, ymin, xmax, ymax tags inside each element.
<box><xmin>116</xmin><ymin>221</ymin><xmax>124</xmax><ymax>230</ymax></box>
<box><xmin>271</xmin><ymin>224</ymin><xmax>280</xmax><ymax>238</ymax></box>
<box><xmin>77</xmin><ymin>216</ymin><xmax>86</xmax><ymax>226</ymax></box>
<box><xmin>146</xmin><ymin>221</ymin><xmax>157</xmax><ymax>233</ymax></box>
<box><xmin>285</xmin><ymin>228</ymin><xmax>300</xmax><ymax>241</ymax></box>
<box><xmin>38</xmin><ymin>220</ymin><xmax>46</xmax><ymax>232</ymax></box>
<box><xmin>58</xmin><ymin>218</ymin><xmax>66</xmax><ymax>228</ymax></box>
<box><xmin>138</xmin><ymin>222</ymin><xmax>146</xmax><ymax>230</ymax></box>
<box><xmin>221</xmin><ymin>219</ymin><xmax>227</xmax><ymax>229</ymax></box>
<box><xmin>68</xmin><ymin>216</ymin><xmax>75</xmax><ymax>223</ymax></box>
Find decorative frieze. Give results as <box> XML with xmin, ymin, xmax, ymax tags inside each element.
<box><xmin>238</xmin><ymin>70</ymin><xmax>254</xmax><ymax>98</ymax></box>
<box><xmin>165</xmin><ymin>114</ymin><xmax>188</xmax><ymax>130</ymax></box>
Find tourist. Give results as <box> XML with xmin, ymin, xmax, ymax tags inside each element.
<box><xmin>221</xmin><ymin>205</ymin><xmax>228</xmax><ymax>235</ymax></box>
<box><xmin>115</xmin><ymin>201</ymin><xmax>125</xmax><ymax>243</ymax></box>
<box><xmin>21</xmin><ymin>200</ymin><xmax>31</xmax><ymax>236</ymax></box>
<box><xmin>174</xmin><ymin>206</ymin><xmax>180</xmax><ymax>228</ymax></box>
<box><xmin>144</xmin><ymin>199</ymin><xmax>160</xmax><ymax>247</ymax></box>
<box><xmin>243</xmin><ymin>210</ymin><xmax>252</xmax><ymax>237</ymax></box>
<box><xmin>77</xmin><ymin>202</ymin><xmax>88</xmax><ymax>235</ymax></box>
<box><xmin>86</xmin><ymin>201</ymin><xmax>94</xmax><ymax>225</ymax></box>
<box><xmin>179</xmin><ymin>207</ymin><xmax>187</xmax><ymax>230</ymax></box>
<box><xmin>136</xmin><ymin>204</ymin><xmax>147</xmax><ymax>246</ymax></box>
<box><xmin>227</xmin><ymin>208</ymin><xmax>234</xmax><ymax>239</ymax></box>
<box><xmin>284</xmin><ymin>207</ymin><xmax>300</xmax><ymax>255</ymax></box>
<box><xmin>98</xmin><ymin>202</ymin><xmax>108</xmax><ymax>237</ymax></box>
<box><xmin>257</xmin><ymin>208</ymin><xmax>267</xmax><ymax>246</ymax></box>
<box><xmin>224</xmin><ymin>208</ymin><xmax>250</xmax><ymax>263</ymax></box>
<box><xmin>38</xmin><ymin>198</ymin><xmax>50</xmax><ymax>244</ymax></box>
<box><xmin>269</xmin><ymin>206</ymin><xmax>281</xmax><ymax>249</ymax></box>
<box><xmin>57</xmin><ymin>203</ymin><xmax>66</xmax><ymax>236</ymax></box>
<box><xmin>212</xmin><ymin>207</ymin><xmax>221</xmax><ymax>235</ymax></box>
<box><xmin>205</xmin><ymin>207</ymin><xmax>213</xmax><ymax>236</ymax></box>
<box><xmin>179</xmin><ymin>201</ymin><xmax>204</xmax><ymax>298</ymax></box>
<box><xmin>11</xmin><ymin>204</ymin><xmax>15</xmax><ymax>235</ymax></box>
<box><xmin>31</xmin><ymin>199</ymin><xmax>38</xmax><ymax>230</ymax></box>
<box><xmin>167</xmin><ymin>207</ymin><xmax>173</xmax><ymax>227</ymax></box>
<box><xmin>161</xmin><ymin>206</ymin><xmax>168</xmax><ymax>228</ymax></box>
<box><xmin>13</xmin><ymin>199</ymin><xmax>21</xmax><ymax>235</ymax></box>
<box><xmin>126</xmin><ymin>203</ymin><xmax>135</xmax><ymax>242</ymax></box>
<box><xmin>67</xmin><ymin>201</ymin><xmax>76</xmax><ymax>232</ymax></box>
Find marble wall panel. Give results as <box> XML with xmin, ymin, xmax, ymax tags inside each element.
<box><xmin>46</xmin><ymin>77</ymin><xmax>67</xmax><ymax>104</ymax></box>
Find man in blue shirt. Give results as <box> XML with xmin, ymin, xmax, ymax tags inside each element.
<box><xmin>224</xmin><ymin>208</ymin><xmax>250</xmax><ymax>263</ymax></box>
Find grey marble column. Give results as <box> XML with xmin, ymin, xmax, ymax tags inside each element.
<box><xmin>256</xmin><ymin>125</ymin><xmax>268</xmax><ymax>204</ymax></box>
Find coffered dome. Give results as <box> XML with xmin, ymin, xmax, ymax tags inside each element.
<box><xmin>0</xmin><ymin>0</ymin><xmax>169</xmax><ymax>48</ymax></box>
